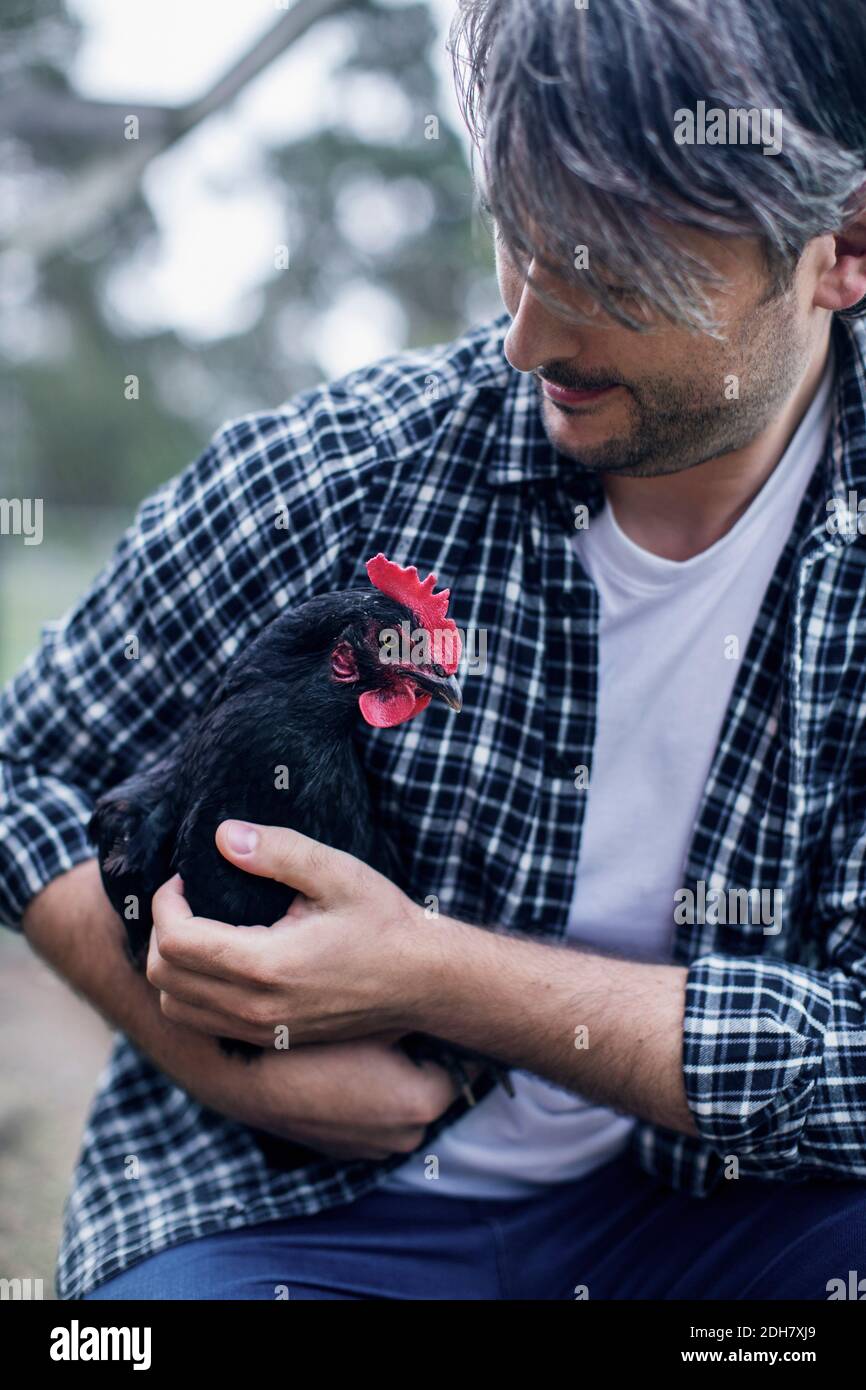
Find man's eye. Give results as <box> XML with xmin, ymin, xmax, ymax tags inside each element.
<box><xmin>597</xmin><ymin>282</ymin><xmax>652</xmax><ymax>320</ymax></box>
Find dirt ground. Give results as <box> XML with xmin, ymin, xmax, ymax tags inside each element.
<box><xmin>0</xmin><ymin>931</ymin><xmax>112</xmax><ymax>1298</ymax></box>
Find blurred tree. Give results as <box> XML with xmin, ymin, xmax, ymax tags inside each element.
<box><xmin>0</xmin><ymin>0</ymin><xmax>496</xmax><ymax>508</ymax></box>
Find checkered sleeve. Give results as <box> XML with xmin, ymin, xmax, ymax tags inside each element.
<box><xmin>0</xmin><ymin>487</ymin><xmax>180</xmax><ymax>927</ymax></box>
<box><xmin>683</xmin><ymin>779</ymin><xmax>866</xmax><ymax>1180</ymax></box>
<box><xmin>0</xmin><ymin>395</ymin><xmax>368</xmax><ymax>929</ymax></box>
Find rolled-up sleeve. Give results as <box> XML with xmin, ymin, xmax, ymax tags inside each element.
<box><xmin>682</xmin><ymin>786</ymin><xmax>866</xmax><ymax>1179</ymax></box>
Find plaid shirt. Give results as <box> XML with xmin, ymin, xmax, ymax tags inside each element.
<box><xmin>3</xmin><ymin>312</ymin><xmax>866</xmax><ymax>1298</ymax></box>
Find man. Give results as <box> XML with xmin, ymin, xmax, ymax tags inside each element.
<box><xmin>4</xmin><ymin>0</ymin><xmax>866</xmax><ymax>1300</ymax></box>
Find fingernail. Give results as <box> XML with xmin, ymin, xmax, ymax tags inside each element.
<box><xmin>225</xmin><ymin>821</ymin><xmax>258</xmax><ymax>854</ymax></box>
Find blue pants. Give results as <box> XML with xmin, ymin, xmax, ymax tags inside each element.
<box><xmin>84</xmin><ymin>1153</ymin><xmax>866</xmax><ymax>1300</ymax></box>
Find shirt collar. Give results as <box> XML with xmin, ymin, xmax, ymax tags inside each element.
<box><xmin>807</xmin><ymin>314</ymin><xmax>866</xmax><ymax>554</ymax></box>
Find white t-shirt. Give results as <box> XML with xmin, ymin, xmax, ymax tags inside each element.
<box><xmin>384</xmin><ymin>353</ymin><xmax>835</xmax><ymax>1198</ymax></box>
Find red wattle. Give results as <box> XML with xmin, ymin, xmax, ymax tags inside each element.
<box><xmin>359</xmin><ymin>684</ymin><xmax>431</xmax><ymax>728</ymax></box>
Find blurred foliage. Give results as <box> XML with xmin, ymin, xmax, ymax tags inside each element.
<box><xmin>1</xmin><ymin>0</ymin><xmax>496</xmax><ymax>508</ymax></box>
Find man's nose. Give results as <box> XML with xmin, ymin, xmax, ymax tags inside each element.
<box><xmin>503</xmin><ymin>258</ymin><xmax>592</xmax><ymax>374</ymax></box>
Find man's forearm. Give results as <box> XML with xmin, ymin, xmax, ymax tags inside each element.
<box><xmin>21</xmin><ymin>858</ymin><xmax>231</xmax><ymax>1088</ymax></box>
<box><xmin>416</xmin><ymin>917</ymin><xmax>697</xmax><ymax>1137</ymax></box>
<box><xmin>20</xmin><ymin>858</ymin><xmax>477</xmax><ymax>1158</ymax></box>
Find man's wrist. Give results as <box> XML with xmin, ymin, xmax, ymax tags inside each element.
<box><xmin>404</xmin><ymin>910</ymin><xmax>491</xmax><ymax>1041</ymax></box>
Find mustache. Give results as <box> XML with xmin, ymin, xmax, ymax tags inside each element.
<box><xmin>535</xmin><ymin>367</ymin><xmax>624</xmax><ymax>392</ymax></box>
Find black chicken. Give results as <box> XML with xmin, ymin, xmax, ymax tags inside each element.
<box><xmin>91</xmin><ymin>554</ymin><xmax>510</xmax><ymax>1166</ymax></box>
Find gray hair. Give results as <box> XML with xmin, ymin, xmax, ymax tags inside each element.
<box><xmin>449</xmin><ymin>0</ymin><xmax>866</xmax><ymax>335</ymax></box>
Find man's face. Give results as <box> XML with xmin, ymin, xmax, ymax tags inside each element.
<box><xmin>495</xmin><ymin>224</ymin><xmax>830</xmax><ymax>478</ymax></box>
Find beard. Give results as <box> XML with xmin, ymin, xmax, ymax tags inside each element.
<box><xmin>536</xmin><ymin>291</ymin><xmax>812</xmax><ymax>479</ymax></box>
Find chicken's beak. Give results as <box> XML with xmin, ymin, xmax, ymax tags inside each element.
<box><xmin>413</xmin><ymin>670</ymin><xmax>463</xmax><ymax>712</ymax></box>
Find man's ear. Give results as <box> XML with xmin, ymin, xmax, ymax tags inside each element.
<box><xmin>813</xmin><ymin>197</ymin><xmax>866</xmax><ymax>314</ymax></box>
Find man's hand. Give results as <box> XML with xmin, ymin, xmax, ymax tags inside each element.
<box><xmin>21</xmin><ymin>858</ymin><xmax>460</xmax><ymax>1161</ymax></box>
<box><xmin>148</xmin><ymin>820</ymin><xmax>428</xmax><ymax>1046</ymax></box>
<box><xmin>149</xmin><ymin>819</ymin><xmax>696</xmax><ymax>1138</ymax></box>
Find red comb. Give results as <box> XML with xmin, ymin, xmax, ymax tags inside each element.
<box><xmin>365</xmin><ymin>553</ymin><xmax>461</xmax><ymax>674</ymax></box>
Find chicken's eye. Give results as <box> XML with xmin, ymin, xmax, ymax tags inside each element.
<box><xmin>432</xmin><ymin>663</ymin><xmax>447</xmax><ymax>678</ymax></box>
<box><xmin>331</xmin><ymin>641</ymin><xmax>359</xmax><ymax>683</ymax></box>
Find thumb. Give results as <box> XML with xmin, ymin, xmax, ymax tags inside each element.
<box><xmin>215</xmin><ymin>821</ymin><xmax>350</xmax><ymax>903</ymax></box>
